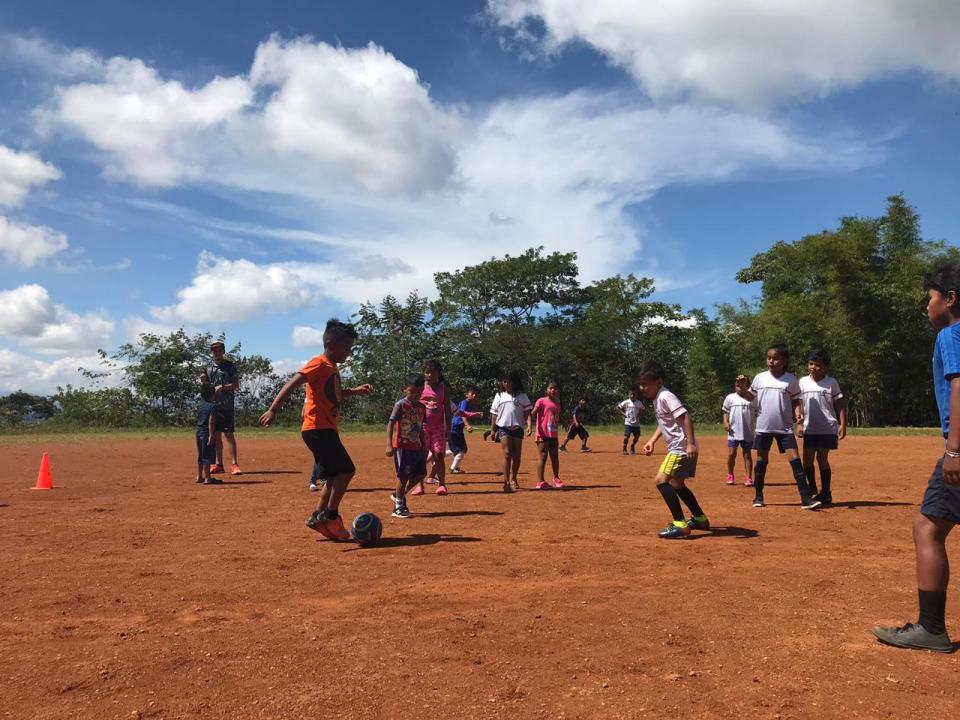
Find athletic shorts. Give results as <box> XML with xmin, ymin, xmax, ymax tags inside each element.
<box><xmin>727</xmin><ymin>438</ymin><xmax>753</xmax><ymax>450</ymax></box>
<box><xmin>659</xmin><ymin>452</ymin><xmax>697</xmax><ymax>480</ymax></box>
<box><xmin>301</xmin><ymin>429</ymin><xmax>355</xmax><ymax>480</ymax></box>
<box><xmin>215</xmin><ymin>404</ymin><xmax>235</xmax><ymax>433</ymax></box>
<box><xmin>803</xmin><ymin>434</ymin><xmax>838</xmax><ymax>450</ymax></box>
<box><xmin>394</xmin><ymin>448</ymin><xmax>427</xmax><ymax>481</ymax></box>
<box><xmin>196</xmin><ymin>434</ymin><xmax>216</xmax><ymax>465</ymax></box>
<box><xmin>536</xmin><ymin>436</ymin><xmax>558</xmax><ymax>450</ymax></box>
<box><xmin>753</xmin><ymin>432</ymin><xmax>798</xmax><ymax>453</ymax></box>
<box><xmin>566</xmin><ymin>425</ymin><xmax>589</xmax><ymax>441</ymax></box>
<box><xmin>498</xmin><ymin>426</ymin><xmax>524</xmax><ymax>440</ymax></box>
<box><xmin>623</xmin><ymin>424</ymin><xmax>642</xmax><ymax>439</ymax></box>
<box><xmin>449</xmin><ymin>428</ymin><xmax>467</xmax><ymax>455</ymax></box>
<box><xmin>424</xmin><ymin>425</ymin><xmax>445</xmax><ymax>456</ymax></box>
<box><xmin>920</xmin><ymin>458</ymin><xmax>960</xmax><ymax>524</ymax></box>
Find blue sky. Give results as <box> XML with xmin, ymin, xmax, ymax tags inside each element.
<box><xmin>0</xmin><ymin>1</ymin><xmax>958</xmax><ymax>392</ymax></box>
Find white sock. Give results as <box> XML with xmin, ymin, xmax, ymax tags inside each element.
<box><xmin>451</xmin><ymin>452</ymin><xmax>465</xmax><ymax>470</ymax></box>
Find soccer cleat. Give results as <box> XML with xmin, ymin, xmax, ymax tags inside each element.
<box><xmin>552</xmin><ymin>477</ymin><xmax>565</xmax><ymax>489</ymax></box>
<box><xmin>323</xmin><ymin>514</ymin><xmax>352</xmax><ymax>541</ymax></box>
<box><xmin>535</xmin><ymin>480</ymin><xmax>550</xmax><ymax>490</ymax></box>
<box><xmin>752</xmin><ymin>494</ymin><xmax>765</xmax><ymax>507</ymax></box>
<box><xmin>450</xmin><ymin>467</ymin><xmax>465</xmax><ymax>474</ymax></box>
<box><xmin>580</xmin><ymin>446</ymin><xmax>591</xmax><ymax>453</ymax></box>
<box><xmin>409</xmin><ymin>483</ymin><xmax>424</xmax><ymax>496</ymax></box>
<box><xmin>203</xmin><ymin>477</ymin><xmax>223</xmax><ymax>485</ymax></box>
<box><xmin>744</xmin><ymin>477</ymin><xmax>754</xmax><ymax>487</ymax></box>
<box><xmin>801</xmin><ymin>496</ymin><xmax>822</xmax><ymax>510</ymax></box>
<box><xmin>306</xmin><ymin>510</ymin><xmax>336</xmax><ymax>540</ymax></box>
<box><xmin>687</xmin><ymin>515</ymin><xmax>710</xmax><ymax>531</ymax></box>
<box><xmin>436</xmin><ymin>485</ymin><xmax>448</xmax><ymax>496</ymax></box>
<box><xmin>559</xmin><ymin>445</ymin><xmax>568</xmax><ymax>452</ymax></box>
<box><xmin>725</xmin><ymin>474</ymin><xmax>735</xmax><ymax>485</ymax></box>
<box><xmin>872</xmin><ymin>623</ymin><xmax>954</xmax><ymax>653</ymax></box>
<box><xmin>658</xmin><ymin>523</ymin><xmax>690</xmax><ymax>539</ymax></box>
<box><xmin>309</xmin><ymin>482</ymin><xmax>319</xmax><ymax>492</ymax></box>
<box><xmin>392</xmin><ymin>505</ymin><xmax>412</xmax><ymax>519</ymax></box>
<box><xmin>209</xmin><ymin>464</ymin><xmax>224</xmax><ymax>474</ymax></box>
<box><xmin>502</xmin><ymin>482</ymin><xmax>514</xmax><ymax>494</ymax></box>
<box><xmin>231</xmin><ymin>464</ymin><xmax>242</xmax><ymax>476</ymax></box>
<box><xmin>814</xmin><ymin>492</ymin><xmax>833</xmax><ymax>506</ymax></box>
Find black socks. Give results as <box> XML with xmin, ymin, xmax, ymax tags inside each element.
<box><xmin>803</xmin><ymin>465</ymin><xmax>817</xmax><ymax>496</ymax></box>
<box><xmin>754</xmin><ymin>460</ymin><xmax>767</xmax><ymax>495</ymax></box>
<box><xmin>656</xmin><ymin>483</ymin><xmax>685</xmax><ymax>522</ymax></box>
<box><xmin>675</xmin><ymin>485</ymin><xmax>704</xmax><ymax>517</ymax></box>
<box><xmin>820</xmin><ymin>467</ymin><xmax>832</xmax><ymax>495</ymax></box>
<box><xmin>789</xmin><ymin>458</ymin><xmax>810</xmax><ymax>498</ymax></box>
<box><xmin>918</xmin><ymin>589</ymin><xmax>947</xmax><ymax>635</ymax></box>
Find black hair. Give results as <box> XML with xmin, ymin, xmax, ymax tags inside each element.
<box><xmin>578</xmin><ymin>397</ymin><xmax>588</xmax><ymax>403</ymax></box>
<box><xmin>808</xmin><ymin>349</ymin><xmax>831</xmax><ymax>365</ymax></box>
<box><xmin>628</xmin><ymin>386</ymin><xmax>639</xmax><ymax>396</ymax></box>
<box><xmin>638</xmin><ymin>361</ymin><xmax>665</xmax><ymax>382</ymax></box>
<box><xmin>924</xmin><ymin>261</ymin><xmax>960</xmax><ymax>297</ymax></box>
<box><xmin>423</xmin><ymin>358</ymin><xmax>445</xmax><ymax>383</ymax></box>
<box><xmin>404</xmin><ymin>372</ymin><xmax>425</xmax><ymax>388</ymax></box>
<box><xmin>545</xmin><ymin>379</ymin><xmax>560</xmax><ymax>390</ymax></box>
<box><xmin>499</xmin><ymin>369</ymin><xmax>525</xmax><ymax>395</ymax></box>
<box><xmin>767</xmin><ymin>344</ymin><xmax>790</xmax><ymax>369</ymax></box>
<box><xmin>200</xmin><ymin>382</ymin><xmax>216</xmax><ymax>401</ymax></box>
<box><xmin>464</xmin><ymin>385</ymin><xmax>479</xmax><ymax>394</ymax></box>
<box><xmin>323</xmin><ymin>318</ymin><xmax>358</xmax><ymax>346</ymax></box>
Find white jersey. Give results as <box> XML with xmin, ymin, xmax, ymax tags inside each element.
<box><xmin>799</xmin><ymin>375</ymin><xmax>843</xmax><ymax>435</ymax></box>
<box><xmin>751</xmin><ymin>370</ymin><xmax>801</xmax><ymax>434</ymax></box>
<box><xmin>722</xmin><ymin>392</ymin><xmax>756</xmax><ymax>441</ymax></box>
<box><xmin>653</xmin><ymin>387</ymin><xmax>690</xmax><ymax>454</ymax></box>
<box><xmin>490</xmin><ymin>392</ymin><xmax>532</xmax><ymax>429</ymax></box>
<box><xmin>618</xmin><ymin>399</ymin><xmax>644</xmax><ymax>426</ymax></box>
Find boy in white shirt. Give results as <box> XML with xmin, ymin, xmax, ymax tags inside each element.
<box><xmin>638</xmin><ymin>362</ymin><xmax>708</xmax><ymax>539</ymax></box>
<box><xmin>617</xmin><ymin>387</ymin><xmax>645</xmax><ymax>455</ymax></box>
<box><xmin>740</xmin><ymin>344</ymin><xmax>821</xmax><ymax>510</ymax></box>
<box><xmin>798</xmin><ymin>349</ymin><xmax>847</xmax><ymax>506</ymax></box>
<box><xmin>722</xmin><ymin>376</ymin><xmax>756</xmax><ymax>486</ymax></box>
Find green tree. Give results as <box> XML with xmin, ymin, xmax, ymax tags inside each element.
<box><xmin>0</xmin><ymin>391</ymin><xmax>57</xmax><ymax>426</ymax></box>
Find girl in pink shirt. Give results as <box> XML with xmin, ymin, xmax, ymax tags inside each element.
<box><xmin>527</xmin><ymin>380</ymin><xmax>565</xmax><ymax>489</ymax></box>
<box><xmin>410</xmin><ymin>359</ymin><xmax>451</xmax><ymax>496</ymax></box>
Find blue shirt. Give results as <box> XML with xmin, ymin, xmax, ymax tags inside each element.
<box><xmin>933</xmin><ymin>323</ymin><xmax>960</xmax><ymax>434</ymax></box>
<box><xmin>451</xmin><ymin>399</ymin><xmax>470</xmax><ymax>430</ymax></box>
<box><xmin>196</xmin><ymin>400</ymin><xmax>218</xmax><ymax>436</ymax></box>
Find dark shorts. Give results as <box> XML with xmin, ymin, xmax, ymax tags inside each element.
<box><xmin>536</xmin><ymin>436</ymin><xmax>559</xmax><ymax>450</ymax></box>
<box><xmin>394</xmin><ymin>448</ymin><xmax>427</xmax><ymax>481</ymax></box>
<box><xmin>449</xmin><ymin>428</ymin><xmax>467</xmax><ymax>455</ymax></box>
<box><xmin>566</xmin><ymin>425</ymin><xmax>589</xmax><ymax>441</ymax></box>
<box><xmin>623</xmin><ymin>424</ymin><xmax>642</xmax><ymax>438</ymax></box>
<box><xmin>196</xmin><ymin>434</ymin><xmax>216</xmax><ymax>465</ymax></box>
<box><xmin>727</xmin><ymin>438</ymin><xmax>753</xmax><ymax>450</ymax></box>
<box><xmin>803</xmin><ymin>434</ymin><xmax>838</xmax><ymax>450</ymax></box>
<box><xmin>754</xmin><ymin>432</ymin><xmax>798</xmax><ymax>453</ymax></box>
<box><xmin>921</xmin><ymin>459</ymin><xmax>960</xmax><ymax>524</ymax></box>
<box><xmin>498</xmin><ymin>426</ymin><xmax>524</xmax><ymax>440</ymax></box>
<box><xmin>215</xmin><ymin>404</ymin><xmax>235</xmax><ymax>433</ymax></box>
<box><xmin>301</xmin><ymin>429</ymin><xmax>355</xmax><ymax>480</ymax></box>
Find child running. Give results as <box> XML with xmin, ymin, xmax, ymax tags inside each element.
<box><xmin>385</xmin><ymin>373</ymin><xmax>428</xmax><ymax>519</ymax></box>
<box><xmin>527</xmin><ymin>380</ymin><xmax>565</xmax><ymax>489</ymax></box>
<box><xmin>741</xmin><ymin>344</ymin><xmax>821</xmax><ymax>510</ymax></box>
<box><xmin>195</xmin><ymin>383</ymin><xmax>219</xmax><ymax>485</ymax></box>
<box><xmin>722</xmin><ymin>376</ymin><xmax>756</xmax><ymax>486</ymax></box>
<box><xmin>637</xmin><ymin>362</ymin><xmax>708</xmax><ymax>539</ymax></box>
<box><xmin>873</xmin><ymin>262</ymin><xmax>960</xmax><ymax>653</ymax></box>
<box><xmin>560</xmin><ymin>397</ymin><xmax>591</xmax><ymax>452</ymax></box>
<box><xmin>798</xmin><ymin>349</ymin><xmax>846</xmax><ymax>506</ymax></box>
<box><xmin>449</xmin><ymin>386</ymin><xmax>482</xmax><ymax>473</ymax></box>
<box><xmin>413</xmin><ymin>359</ymin><xmax>452</xmax><ymax>496</ymax></box>
<box><xmin>617</xmin><ymin>388</ymin><xmax>645</xmax><ymax>455</ymax></box>
<box><xmin>259</xmin><ymin>319</ymin><xmax>372</xmax><ymax>541</ymax></box>
<box><xmin>489</xmin><ymin>370</ymin><xmax>533</xmax><ymax>493</ymax></box>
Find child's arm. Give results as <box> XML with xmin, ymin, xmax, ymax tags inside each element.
<box><xmin>385</xmin><ymin>418</ymin><xmax>396</xmax><ymax>457</ymax></box>
<box><xmin>527</xmin><ymin>405</ymin><xmax>538</xmax><ymax>436</ymax></box>
<box><xmin>617</xmin><ymin>403</ymin><xmax>626</xmax><ymax>418</ymax></box>
<box><xmin>945</xmin><ymin>376</ymin><xmax>960</xmax><ymax>485</ymax></box>
<box><xmin>343</xmin><ymin>383</ymin><xmax>373</xmax><ymax>397</ymax></box>
<box><xmin>259</xmin><ymin>373</ymin><xmax>307</xmax><ymax>426</ymax></box>
<box><xmin>681</xmin><ymin>411</ymin><xmax>698</xmax><ymax>461</ymax></box>
<box><xmin>836</xmin><ymin>397</ymin><xmax>848</xmax><ymax>440</ymax></box>
<box><xmin>737</xmin><ymin>375</ymin><xmax>755</xmax><ymax>401</ymax></box>
<box><xmin>722</xmin><ymin>411</ymin><xmax>731</xmax><ymax>434</ymax></box>
<box><xmin>792</xmin><ymin>398</ymin><xmax>803</xmax><ymax>428</ymax></box>
<box><xmin>641</xmin><ymin>426</ymin><xmax>662</xmax><ymax>455</ymax></box>
<box><xmin>207</xmin><ymin>410</ymin><xmax>216</xmax><ymax>445</ymax></box>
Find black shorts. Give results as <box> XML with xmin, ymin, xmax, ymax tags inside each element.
<box><xmin>921</xmin><ymin>459</ymin><xmax>960</xmax><ymax>524</ymax></box>
<box><xmin>803</xmin><ymin>434</ymin><xmax>838</xmax><ymax>450</ymax></box>
<box><xmin>498</xmin><ymin>426</ymin><xmax>524</xmax><ymax>440</ymax></box>
<box><xmin>754</xmin><ymin>432</ymin><xmax>797</xmax><ymax>453</ymax></box>
<box><xmin>566</xmin><ymin>425</ymin><xmax>589</xmax><ymax>441</ymax></box>
<box><xmin>196</xmin><ymin>434</ymin><xmax>216</xmax><ymax>465</ymax></box>
<box><xmin>536</xmin><ymin>436</ymin><xmax>559</xmax><ymax>450</ymax></box>
<box><xmin>215</xmin><ymin>404</ymin><xmax>235</xmax><ymax>433</ymax></box>
<box><xmin>394</xmin><ymin>448</ymin><xmax>427</xmax><ymax>481</ymax></box>
<box><xmin>623</xmin><ymin>424</ymin><xmax>642</xmax><ymax>439</ymax></box>
<box><xmin>449</xmin><ymin>428</ymin><xmax>467</xmax><ymax>455</ymax></box>
<box><xmin>301</xmin><ymin>429</ymin><xmax>355</xmax><ymax>480</ymax></box>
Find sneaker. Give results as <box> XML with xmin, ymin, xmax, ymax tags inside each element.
<box><xmin>814</xmin><ymin>492</ymin><xmax>833</xmax><ymax>506</ymax></box>
<box><xmin>725</xmin><ymin>474</ymin><xmax>735</xmax><ymax>485</ymax></box>
<box><xmin>658</xmin><ymin>523</ymin><xmax>690</xmax><ymax>539</ymax></box>
<box><xmin>309</xmin><ymin>482</ymin><xmax>319</xmax><ymax>492</ymax></box>
<box><xmin>203</xmin><ymin>477</ymin><xmax>223</xmax><ymax>485</ymax></box>
<box><xmin>512</xmin><ymin>479</ymin><xmax>520</xmax><ymax>490</ymax></box>
<box><xmin>409</xmin><ymin>483</ymin><xmax>424</xmax><ymax>496</ymax></box>
<box><xmin>580</xmin><ymin>446</ymin><xmax>591</xmax><ymax>453</ymax></box>
<box><xmin>392</xmin><ymin>504</ymin><xmax>412</xmax><ymax>519</ymax></box>
<box><xmin>323</xmin><ymin>514</ymin><xmax>351</xmax><ymax>541</ymax></box>
<box><xmin>209</xmin><ymin>464</ymin><xmax>224</xmax><ymax>474</ymax></box>
<box><xmin>744</xmin><ymin>477</ymin><xmax>754</xmax><ymax>487</ymax></box>
<box><xmin>872</xmin><ymin>623</ymin><xmax>954</xmax><ymax>653</ymax></box>
<box><xmin>752</xmin><ymin>494</ymin><xmax>765</xmax><ymax>507</ymax></box>
<box><xmin>306</xmin><ymin>510</ymin><xmax>336</xmax><ymax>540</ymax></box>
<box><xmin>552</xmin><ymin>477</ymin><xmax>565</xmax><ymax>489</ymax></box>
<box><xmin>801</xmin><ymin>496</ymin><xmax>822</xmax><ymax>510</ymax></box>
<box><xmin>230</xmin><ymin>464</ymin><xmax>242</xmax><ymax>476</ymax></box>
<box><xmin>195</xmin><ymin>477</ymin><xmax>205</xmax><ymax>484</ymax></box>
<box><xmin>450</xmin><ymin>467</ymin><xmax>465</xmax><ymax>474</ymax></box>
<box><xmin>687</xmin><ymin>515</ymin><xmax>710</xmax><ymax>531</ymax></box>
<box><xmin>503</xmin><ymin>483</ymin><xmax>513</xmax><ymax>494</ymax></box>
<box><xmin>435</xmin><ymin>485</ymin><xmax>448</xmax><ymax>496</ymax></box>
<box><xmin>535</xmin><ymin>480</ymin><xmax>550</xmax><ymax>490</ymax></box>
<box><xmin>425</xmin><ymin>477</ymin><xmax>440</xmax><ymax>485</ymax></box>
<box><xmin>559</xmin><ymin>446</ymin><xmax>568</xmax><ymax>452</ymax></box>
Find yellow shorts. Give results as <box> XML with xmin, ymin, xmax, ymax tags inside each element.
<box><xmin>659</xmin><ymin>452</ymin><xmax>697</xmax><ymax>480</ymax></box>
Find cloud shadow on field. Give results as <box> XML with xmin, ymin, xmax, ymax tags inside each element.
<box><xmin>342</xmin><ymin>533</ymin><xmax>481</xmax><ymax>551</ymax></box>
<box><xmin>687</xmin><ymin>525</ymin><xmax>759</xmax><ymax>540</ymax></box>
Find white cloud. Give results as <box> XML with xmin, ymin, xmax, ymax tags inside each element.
<box><xmin>0</xmin><ymin>216</ymin><xmax>68</xmax><ymax>267</ymax></box>
<box><xmin>150</xmin><ymin>251</ymin><xmax>314</xmax><ymax>324</ymax></box>
<box><xmin>0</xmin><ymin>144</ymin><xmax>62</xmax><ymax>207</ymax></box>
<box><xmin>291</xmin><ymin>325</ymin><xmax>325</xmax><ymax>348</ymax></box>
<box><xmin>0</xmin><ymin>33</ymin><xmax>103</xmax><ymax>79</ymax></box>
<box><xmin>487</xmin><ymin>0</ymin><xmax>960</xmax><ymax>107</ymax></box>
<box><xmin>0</xmin><ymin>349</ymin><xmax>120</xmax><ymax>395</ymax></box>
<box><xmin>0</xmin><ymin>284</ymin><xmax>114</xmax><ymax>354</ymax></box>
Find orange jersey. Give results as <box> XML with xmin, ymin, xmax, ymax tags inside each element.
<box><xmin>299</xmin><ymin>354</ymin><xmax>342</xmax><ymax>431</ymax></box>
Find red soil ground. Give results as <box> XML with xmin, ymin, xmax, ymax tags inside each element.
<box><xmin>1</xmin><ymin>433</ymin><xmax>959</xmax><ymax>719</ymax></box>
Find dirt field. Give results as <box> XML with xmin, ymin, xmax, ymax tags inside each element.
<box><xmin>2</xmin><ymin>432</ymin><xmax>958</xmax><ymax>720</ymax></box>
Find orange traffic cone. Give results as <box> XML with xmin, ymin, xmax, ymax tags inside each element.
<box><xmin>33</xmin><ymin>452</ymin><xmax>53</xmax><ymax>490</ymax></box>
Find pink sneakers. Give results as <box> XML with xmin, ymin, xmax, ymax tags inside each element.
<box><xmin>435</xmin><ymin>485</ymin><xmax>448</xmax><ymax>496</ymax></box>
<box><xmin>552</xmin><ymin>477</ymin><xmax>565</xmax><ymax>489</ymax></box>
<box><xmin>409</xmin><ymin>483</ymin><xmax>424</xmax><ymax>496</ymax></box>
<box><xmin>535</xmin><ymin>480</ymin><xmax>550</xmax><ymax>490</ymax></box>
<box><xmin>725</xmin><ymin>474</ymin><xmax>735</xmax><ymax>485</ymax></box>
<box><xmin>744</xmin><ymin>477</ymin><xmax>754</xmax><ymax>487</ymax></box>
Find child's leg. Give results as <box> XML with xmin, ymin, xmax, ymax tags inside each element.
<box><xmin>197</xmin><ymin>461</ymin><xmax>204</xmax><ymax>483</ymax></box>
<box><xmin>753</xmin><ymin>445</ymin><xmax>769</xmax><ymax>501</ymax></box>
<box><xmin>549</xmin><ymin>441</ymin><xmax>560</xmax><ymax>478</ymax></box>
<box><xmin>434</xmin><ymin>448</ymin><xmax>447</xmax><ymax>488</ymax></box>
<box><xmin>726</xmin><ymin>445</ymin><xmax>737</xmax><ymax>476</ymax></box>
<box><xmin>622</xmin><ymin>429</ymin><xmax>629</xmax><ymax>453</ymax></box>
<box><xmin>802</xmin><ymin>446</ymin><xmax>817</xmax><ymax>495</ymax></box>
<box><xmin>536</xmin><ymin>441</ymin><xmax>548</xmax><ymax>484</ymax></box>
<box><xmin>317</xmin><ymin>471</ymin><xmax>354</xmax><ymax>515</ymax></box>
<box><xmin>742</xmin><ymin>448</ymin><xmax>754</xmax><ymax>481</ymax></box>
<box><xmin>580</xmin><ymin>427</ymin><xmax>590</xmax><ymax>449</ymax></box>
<box><xmin>816</xmin><ymin>448</ymin><xmax>832</xmax><ymax>497</ymax></box>
<box><xmin>913</xmin><ymin>513</ymin><xmax>954</xmax><ymax>633</ymax></box>
<box><xmin>511</xmin><ymin>438</ymin><xmax>523</xmax><ymax>485</ymax></box>
<box><xmin>501</xmin><ymin>437</ymin><xmax>512</xmax><ymax>487</ymax></box>
<box><xmin>629</xmin><ymin>429</ymin><xmax>640</xmax><ymax>452</ymax></box>
<box><xmin>671</xmin><ymin>477</ymin><xmax>705</xmax><ymax>519</ymax></box>
<box><xmin>655</xmin><ymin>472</ymin><xmax>686</xmax><ymax>525</ymax></box>
<box><xmin>214</xmin><ymin>432</ymin><xmax>224</xmax><ymax>467</ymax></box>
<box><xmin>785</xmin><ymin>446</ymin><xmax>813</xmax><ymax>501</ymax></box>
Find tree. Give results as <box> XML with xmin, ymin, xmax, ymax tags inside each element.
<box><xmin>0</xmin><ymin>392</ymin><xmax>56</xmax><ymax>426</ymax></box>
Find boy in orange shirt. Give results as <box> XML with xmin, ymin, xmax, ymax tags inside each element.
<box><xmin>260</xmin><ymin>319</ymin><xmax>372</xmax><ymax>541</ymax></box>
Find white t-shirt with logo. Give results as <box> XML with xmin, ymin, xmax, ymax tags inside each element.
<box><xmin>490</xmin><ymin>392</ymin><xmax>533</xmax><ymax>429</ymax></box>
<box><xmin>722</xmin><ymin>392</ymin><xmax>756</xmax><ymax>441</ymax></box>
<box><xmin>750</xmin><ymin>370</ymin><xmax>801</xmax><ymax>434</ymax></box>
<box><xmin>654</xmin><ymin>387</ymin><xmax>691</xmax><ymax>454</ymax></box>
<box><xmin>618</xmin><ymin>399</ymin><xmax>644</xmax><ymax>426</ymax></box>
<box><xmin>799</xmin><ymin>375</ymin><xmax>843</xmax><ymax>435</ymax></box>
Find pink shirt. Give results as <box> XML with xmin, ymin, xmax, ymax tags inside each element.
<box><xmin>420</xmin><ymin>382</ymin><xmax>447</xmax><ymax>431</ymax></box>
<box><xmin>534</xmin><ymin>397</ymin><xmax>561</xmax><ymax>439</ymax></box>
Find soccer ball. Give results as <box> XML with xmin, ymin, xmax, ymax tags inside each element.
<box><xmin>351</xmin><ymin>512</ymin><xmax>383</xmax><ymax>547</ymax></box>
